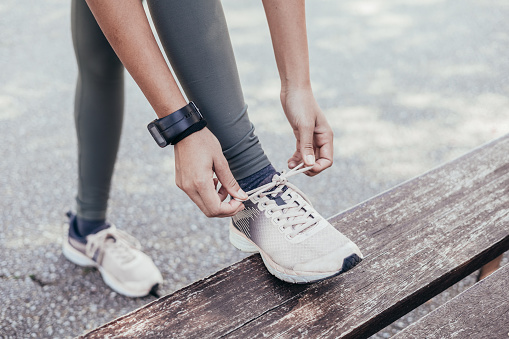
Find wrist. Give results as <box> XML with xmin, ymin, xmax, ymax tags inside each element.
<box><xmin>280</xmin><ymin>82</ymin><xmax>313</xmax><ymax>105</ymax></box>
<box><xmin>147</xmin><ymin>101</ymin><xmax>207</xmax><ymax>148</ymax></box>
<box><xmin>154</xmin><ymin>97</ymin><xmax>188</xmax><ymax>119</ymax></box>
<box><xmin>174</xmin><ymin>126</ymin><xmax>208</xmax><ymax>148</ymax></box>
<box><xmin>281</xmin><ymin>80</ymin><xmax>312</xmax><ymax>95</ymax></box>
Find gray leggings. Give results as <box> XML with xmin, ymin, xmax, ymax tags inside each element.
<box><xmin>71</xmin><ymin>0</ymin><xmax>270</xmax><ymax>220</ymax></box>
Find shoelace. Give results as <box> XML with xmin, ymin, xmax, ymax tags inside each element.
<box><xmin>245</xmin><ymin>163</ymin><xmax>320</xmax><ymax>239</ymax></box>
<box><xmin>85</xmin><ymin>226</ymin><xmax>142</xmax><ymax>265</ymax></box>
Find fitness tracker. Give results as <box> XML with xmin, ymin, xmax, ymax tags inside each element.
<box><xmin>147</xmin><ymin>101</ymin><xmax>207</xmax><ymax>147</ymax></box>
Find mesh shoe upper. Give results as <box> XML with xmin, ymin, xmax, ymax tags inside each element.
<box><xmin>84</xmin><ymin>226</ymin><xmax>161</xmax><ymax>285</ymax></box>
<box><xmin>63</xmin><ymin>213</ymin><xmax>163</xmax><ymax>297</ymax></box>
<box><xmin>232</xmin><ymin>164</ymin><xmax>362</xmax><ymax>274</ymax></box>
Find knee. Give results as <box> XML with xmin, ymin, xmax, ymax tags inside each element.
<box><xmin>77</xmin><ymin>50</ymin><xmax>124</xmax><ymax>81</ymax></box>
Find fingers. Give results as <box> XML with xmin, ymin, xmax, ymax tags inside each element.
<box><xmin>184</xmin><ymin>178</ymin><xmax>244</xmax><ymax>218</ymax></box>
<box><xmin>288</xmin><ymin>150</ymin><xmax>302</xmax><ymax>169</ymax></box>
<box><xmin>197</xmin><ymin>180</ymin><xmax>245</xmax><ymax>217</ymax></box>
<box><xmin>213</xmin><ymin>178</ymin><xmax>229</xmax><ymax>202</ymax></box>
<box><xmin>214</xmin><ymin>157</ymin><xmax>248</xmax><ymax>201</ymax></box>
<box><xmin>298</xmin><ymin>124</ymin><xmax>316</xmax><ymax>168</ymax></box>
<box><xmin>305</xmin><ymin>139</ymin><xmax>333</xmax><ymax>176</ymax></box>
<box><xmin>173</xmin><ymin>128</ymin><xmax>246</xmax><ymax>218</ymax></box>
<box><xmin>187</xmin><ymin>158</ymin><xmax>246</xmax><ymax>218</ymax></box>
<box><xmin>305</xmin><ymin>158</ymin><xmax>332</xmax><ymax>176</ymax></box>
<box><xmin>217</xmin><ymin>184</ymin><xmax>229</xmax><ymax>202</ymax></box>
<box><xmin>316</xmin><ymin>140</ymin><xmax>333</xmax><ymax>170</ymax></box>
<box><xmin>289</xmin><ymin>135</ymin><xmax>333</xmax><ymax>174</ymax></box>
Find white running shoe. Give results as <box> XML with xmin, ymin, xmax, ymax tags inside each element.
<box><xmin>62</xmin><ymin>213</ymin><xmax>163</xmax><ymax>297</ymax></box>
<box><xmin>230</xmin><ymin>164</ymin><xmax>363</xmax><ymax>283</ymax></box>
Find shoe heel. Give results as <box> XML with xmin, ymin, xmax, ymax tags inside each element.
<box><xmin>62</xmin><ymin>240</ymin><xmax>96</xmax><ymax>267</ymax></box>
<box><xmin>229</xmin><ymin>225</ymin><xmax>259</xmax><ymax>253</ymax></box>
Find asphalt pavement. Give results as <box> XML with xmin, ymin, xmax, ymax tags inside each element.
<box><xmin>1</xmin><ymin>0</ymin><xmax>508</xmax><ymax>337</ymax></box>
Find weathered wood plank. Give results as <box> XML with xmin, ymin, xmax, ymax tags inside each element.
<box><xmin>226</xmin><ymin>135</ymin><xmax>509</xmax><ymax>339</ymax></box>
<box><xmin>83</xmin><ymin>257</ymin><xmax>308</xmax><ymax>338</ymax></box>
<box><xmin>83</xmin><ymin>134</ymin><xmax>509</xmax><ymax>339</ymax></box>
<box><xmin>393</xmin><ymin>263</ymin><xmax>509</xmax><ymax>339</ymax></box>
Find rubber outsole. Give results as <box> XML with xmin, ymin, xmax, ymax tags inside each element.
<box><xmin>342</xmin><ymin>253</ymin><xmax>363</xmax><ymax>274</ymax></box>
<box><xmin>229</xmin><ymin>223</ymin><xmax>363</xmax><ymax>284</ymax></box>
<box><xmin>62</xmin><ymin>239</ymin><xmax>160</xmax><ymax>298</ymax></box>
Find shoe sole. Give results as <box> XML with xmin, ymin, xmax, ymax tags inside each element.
<box><xmin>62</xmin><ymin>239</ymin><xmax>160</xmax><ymax>298</ymax></box>
<box><xmin>229</xmin><ymin>223</ymin><xmax>362</xmax><ymax>284</ymax></box>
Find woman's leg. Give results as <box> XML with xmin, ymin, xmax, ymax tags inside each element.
<box><xmin>147</xmin><ymin>0</ymin><xmax>271</xmax><ymax>180</ymax></box>
<box><xmin>67</xmin><ymin>1</ymin><xmax>163</xmax><ymax>297</ymax></box>
<box><xmin>71</xmin><ymin>0</ymin><xmax>125</xmax><ymax>227</ymax></box>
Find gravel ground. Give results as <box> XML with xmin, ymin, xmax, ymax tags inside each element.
<box><xmin>1</xmin><ymin>0</ymin><xmax>508</xmax><ymax>338</ymax></box>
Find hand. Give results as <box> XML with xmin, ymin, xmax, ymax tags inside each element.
<box><xmin>281</xmin><ymin>86</ymin><xmax>333</xmax><ymax>176</ymax></box>
<box><xmin>174</xmin><ymin>128</ymin><xmax>248</xmax><ymax>217</ymax></box>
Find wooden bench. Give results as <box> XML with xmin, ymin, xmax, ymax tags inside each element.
<box><xmin>393</xmin><ymin>262</ymin><xmax>509</xmax><ymax>338</ymax></box>
<box><xmin>82</xmin><ymin>134</ymin><xmax>509</xmax><ymax>338</ymax></box>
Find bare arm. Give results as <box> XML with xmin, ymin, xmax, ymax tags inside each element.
<box><xmin>262</xmin><ymin>0</ymin><xmax>333</xmax><ymax>175</ymax></box>
<box><xmin>85</xmin><ymin>0</ymin><xmax>185</xmax><ymax>118</ymax></box>
<box><xmin>84</xmin><ymin>0</ymin><xmax>247</xmax><ymax>216</ymax></box>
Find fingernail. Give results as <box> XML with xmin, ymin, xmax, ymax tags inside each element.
<box><xmin>305</xmin><ymin>155</ymin><xmax>315</xmax><ymax>165</ymax></box>
<box><xmin>238</xmin><ymin>188</ymin><xmax>248</xmax><ymax>200</ymax></box>
<box><xmin>288</xmin><ymin>162</ymin><xmax>296</xmax><ymax>168</ymax></box>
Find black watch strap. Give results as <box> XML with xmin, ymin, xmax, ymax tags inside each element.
<box><xmin>169</xmin><ymin>119</ymin><xmax>207</xmax><ymax>145</ymax></box>
<box><xmin>157</xmin><ymin>102</ymin><xmax>200</xmax><ymax>130</ymax></box>
<box><xmin>147</xmin><ymin>102</ymin><xmax>207</xmax><ymax>147</ymax></box>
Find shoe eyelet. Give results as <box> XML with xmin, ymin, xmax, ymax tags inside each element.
<box><xmin>267</xmin><ymin>209</ymin><xmax>273</xmax><ymax>216</ymax></box>
<box><xmin>285</xmin><ymin>234</ymin><xmax>294</xmax><ymax>241</ymax></box>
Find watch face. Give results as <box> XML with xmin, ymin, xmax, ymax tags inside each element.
<box><xmin>148</xmin><ymin>124</ymin><xmax>167</xmax><ymax>147</ymax></box>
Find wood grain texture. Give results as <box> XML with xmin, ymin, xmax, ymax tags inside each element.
<box><xmin>83</xmin><ymin>135</ymin><xmax>509</xmax><ymax>339</ymax></box>
<box><xmin>393</xmin><ymin>263</ymin><xmax>509</xmax><ymax>339</ymax></box>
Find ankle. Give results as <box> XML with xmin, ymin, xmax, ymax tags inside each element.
<box><xmin>237</xmin><ymin>164</ymin><xmax>277</xmax><ymax>192</ymax></box>
<box><xmin>77</xmin><ymin>216</ymin><xmax>108</xmax><ymax>237</ymax></box>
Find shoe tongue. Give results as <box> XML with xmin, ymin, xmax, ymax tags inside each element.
<box><xmin>266</xmin><ymin>185</ymin><xmax>289</xmax><ymax>206</ymax></box>
<box><xmin>259</xmin><ymin>172</ymin><xmax>278</xmax><ymax>187</ymax></box>
<box><xmin>254</xmin><ymin>172</ymin><xmax>286</xmax><ymax>206</ymax></box>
